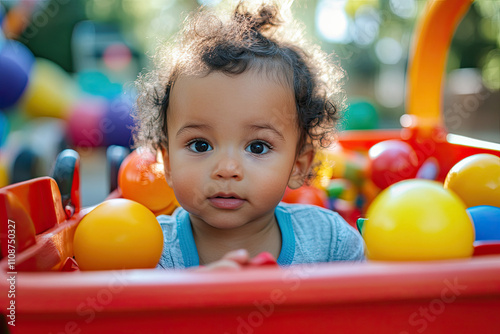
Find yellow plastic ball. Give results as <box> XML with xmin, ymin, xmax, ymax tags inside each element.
<box><xmin>73</xmin><ymin>199</ymin><xmax>164</xmax><ymax>270</ymax></box>
<box><xmin>364</xmin><ymin>180</ymin><xmax>474</xmax><ymax>261</ymax></box>
<box><xmin>444</xmin><ymin>153</ymin><xmax>500</xmax><ymax>208</ymax></box>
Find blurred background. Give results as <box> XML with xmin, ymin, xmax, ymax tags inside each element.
<box><xmin>0</xmin><ymin>0</ymin><xmax>499</xmax><ymax>207</ymax></box>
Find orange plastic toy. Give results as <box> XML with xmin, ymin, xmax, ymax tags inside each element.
<box><xmin>118</xmin><ymin>148</ymin><xmax>178</xmax><ymax>215</ymax></box>
<box><xmin>73</xmin><ymin>198</ymin><xmax>164</xmax><ymax>270</ymax></box>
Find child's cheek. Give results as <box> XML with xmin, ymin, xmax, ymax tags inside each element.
<box><xmin>171</xmin><ymin>168</ymin><xmax>205</xmax><ymax>211</ymax></box>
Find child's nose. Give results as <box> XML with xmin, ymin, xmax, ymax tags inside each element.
<box><xmin>212</xmin><ymin>154</ymin><xmax>243</xmax><ymax>180</ymax></box>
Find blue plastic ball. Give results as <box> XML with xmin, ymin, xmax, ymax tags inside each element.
<box><xmin>467</xmin><ymin>205</ymin><xmax>500</xmax><ymax>242</ymax></box>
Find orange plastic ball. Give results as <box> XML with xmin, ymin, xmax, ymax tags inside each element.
<box><xmin>282</xmin><ymin>185</ymin><xmax>328</xmax><ymax>208</ymax></box>
<box><xmin>73</xmin><ymin>199</ymin><xmax>164</xmax><ymax>270</ymax></box>
<box><xmin>118</xmin><ymin>148</ymin><xmax>177</xmax><ymax>215</ymax></box>
<box><xmin>364</xmin><ymin>180</ymin><xmax>474</xmax><ymax>261</ymax></box>
<box><xmin>444</xmin><ymin>153</ymin><xmax>500</xmax><ymax>208</ymax></box>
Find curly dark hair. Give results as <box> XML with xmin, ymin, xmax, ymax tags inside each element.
<box><xmin>133</xmin><ymin>1</ymin><xmax>346</xmax><ymax>155</ymax></box>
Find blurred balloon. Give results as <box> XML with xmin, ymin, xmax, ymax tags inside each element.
<box><xmin>103</xmin><ymin>95</ymin><xmax>134</xmax><ymax>147</ymax></box>
<box><xmin>0</xmin><ymin>40</ymin><xmax>34</xmax><ymax>109</ymax></box>
<box><xmin>368</xmin><ymin>140</ymin><xmax>419</xmax><ymax>189</ymax></box>
<box><xmin>67</xmin><ymin>97</ymin><xmax>107</xmax><ymax>147</ymax></box>
<box><xmin>444</xmin><ymin>154</ymin><xmax>500</xmax><ymax>208</ymax></box>
<box><xmin>0</xmin><ymin>39</ymin><xmax>35</xmax><ymax>73</ymax></box>
<box><xmin>364</xmin><ymin>180</ymin><xmax>474</xmax><ymax>261</ymax></box>
<box><xmin>342</xmin><ymin>100</ymin><xmax>379</xmax><ymax>130</ymax></box>
<box><xmin>19</xmin><ymin>58</ymin><xmax>77</xmax><ymax>119</ymax></box>
<box><xmin>467</xmin><ymin>205</ymin><xmax>500</xmax><ymax>242</ymax></box>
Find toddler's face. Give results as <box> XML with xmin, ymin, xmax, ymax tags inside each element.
<box><xmin>163</xmin><ymin>70</ymin><xmax>309</xmax><ymax>229</ymax></box>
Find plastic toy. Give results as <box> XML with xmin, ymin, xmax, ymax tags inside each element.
<box><xmin>363</xmin><ymin>179</ymin><xmax>474</xmax><ymax>261</ymax></box>
<box><xmin>19</xmin><ymin>57</ymin><xmax>76</xmax><ymax>119</ymax></box>
<box><xmin>367</xmin><ymin>139</ymin><xmax>419</xmax><ymax>190</ymax></box>
<box><xmin>0</xmin><ymin>39</ymin><xmax>35</xmax><ymax>75</ymax></box>
<box><xmin>73</xmin><ymin>198</ymin><xmax>164</xmax><ymax>270</ymax></box>
<box><xmin>281</xmin><ymin>185</ymin><xmax>328</xmax><ymax>208</ymax></box>
<box><xmin>103</xmin><ymin>94</ymin><xmax>134</xmax><ymax>147</ymax></box>
<box><xmin>467</xmin><ymin>205</ymin><xmax>500</xmax><ymax>242</ymax></box>
<box><xmin>118</xmin><ymin>148</ymin><xmax>178</xmax><ymax>215</ymax></box>
<box><xmin>341</xmin><ymin>100</ymin><xmax>379</xmax><ymax>131</ymax></box>
<box><xmin>66</xmin><ymin>97</ymin><xmax>108</xmax><ymax>147</ymax></box>
<box><xmin>0</xmin><ymin>40</ymin><xmax>33</xmax><ymax>109</ymax></box>
<box><xmin>444</xmin><ymin>153</ymin><xmax>500</xmax><ymax>208</ymax></box>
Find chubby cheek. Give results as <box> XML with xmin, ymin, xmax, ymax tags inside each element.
<box><xmin>249</xmin><ymin>163</ymin><xmax>292</xmax><ymax>205</ymax></box>
<box><xmin>169</xmin><ymin>165</ymin><xmax>206</xmax><ymax>213</ymax></box>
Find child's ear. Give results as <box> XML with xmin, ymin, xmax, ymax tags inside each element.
<box><xmin>288</xmin><ymin>144</ymin><xmax>315</xmax><ymax>190</ymax></box>
<box><xmin>161</xmin><ymin>145</ymin><xmax>173</xmax><ymax>187</ymax></box>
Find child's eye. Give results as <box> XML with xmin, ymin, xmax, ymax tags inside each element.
<box><xmin>245</xmin><ymin>141</ymin><xmax>271</xmax><ymax>155</ymax></box>
<box><xmin>187</xmin><ymin>140</ymin><xmax>212</xmax><ymax>153</ymax></box>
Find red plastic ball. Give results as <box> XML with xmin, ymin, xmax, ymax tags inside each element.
<box><xmin>368</xmin><ymin>140</ymin><xmax>419</xmax><ymax>190</ymax></box>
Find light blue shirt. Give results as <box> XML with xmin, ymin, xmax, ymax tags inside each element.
<box><xmin>156</xmin><ymin>202</ymin><xmax>365</xmax><ymax>269</ymax></box>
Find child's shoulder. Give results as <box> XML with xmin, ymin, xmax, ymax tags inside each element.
<box><xmin>156</xmin><ymin>207</ymin><xmax>188</xmax><ymax>235</ymax></box>
<box><xmin>277</xmin><ymin>202</ymin><xmax>343</xmax><ymax>221</ymax></box>
<box><xmin>276</xmin><ymin>202</ymin><xmax>360</xmax><ymax>241</ymax></box>
<box><xmin>277</xmin><ymin>202</ymin><xmax>365</xmax><ymax>262</ymax></box>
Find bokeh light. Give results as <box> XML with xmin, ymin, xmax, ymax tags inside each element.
<box><xmin>352</xmin><ymin>5</ymin><xmax>380</xmax><ymax>46</ymax></box>
<box><xmin>375</xmin><ymin>37</ymin><xmax>403</xmax><ymax>65</ymax></box>
<box><xmin>316</xmin><ymin>0</ymin><xmax>351</xmax><ymax>44</ymax></box>
<box><xmin>482</xmin><ymin>50</ymin><xmax>500</xmax><ymax>90</ymax></box>
<box><xmin>389</xmin><ymin>0</ymin><xmax>416</xmax><ymax>19</ymax></box>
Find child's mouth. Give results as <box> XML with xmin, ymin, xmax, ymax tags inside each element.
<box><xmin>209</xmin><ymin>194</ymin><xmax>245</xmax><ymax>210</ymax></box>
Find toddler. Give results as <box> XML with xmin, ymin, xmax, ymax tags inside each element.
<box><xmin>133</xmin><ymin>1</ymin><xmax>365</xmax><ymax>269</ymax></box>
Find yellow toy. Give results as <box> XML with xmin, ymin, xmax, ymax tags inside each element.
<box><xmin>73</xmin><ymin>198</ymin><xmax>164</xmax><ymax>270</ymax></box>
<box><xmin>444</xmin><ymin>153</ymin><xmax>500</xmax><ymax>208</ymax></box>
<box><xmin>363</xmin><ymin>180</ymin><xmax>474</xmax><ymax>261</ymax></box>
